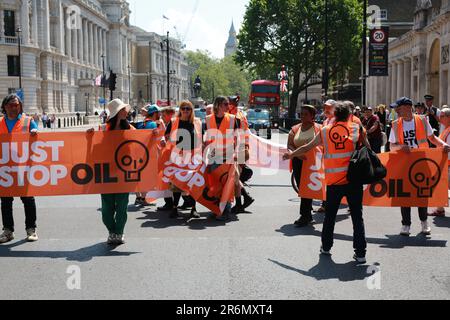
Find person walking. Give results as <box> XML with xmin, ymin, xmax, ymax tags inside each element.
<box><xmin>376</xmin><ymin>104</ymin><xmax>388</xmax><ymax>132</ymax></box>
<box><xmin>88</xmin><ymin>99</ymin><xmax>136</xmax><ymax>245</ymax></box>
<box><xmin>429</xmin><ymin>107</ymin><xmax>450</xmax><ymax>217</ymax></box>
<box><xmin>424</xmin><ymin>94</ymin><xmax>440</xmax><ymax>136</ymax></box>
<box><xmin>161</xmin><ymin>100</ymin><xmax>202</xmax><ymax>219</ymax></box>
<box><xmin>0</xmin><ymin>94</ymin><xmax>39</xmax><ymax>244</ymax></box>
<box><xmin>389</xmin><ymin>97</ymin><xmax>450</xmax><ymax>236</ymax></box>
<box><xmin>287</xmin><ymin>105</ymin><xmax>321</xmax><ymax>227</ymax></box>
<box><xmin>362</xmin><ymin>106</ymin><xmax>383</xmax><ymax>154</ymax></box>
<box><xmin>284</xmin><ymin>102</ymin><xmax>371</xmax><ymax>263</ymax></box>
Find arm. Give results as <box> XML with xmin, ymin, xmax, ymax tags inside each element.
<box><xmin>360</xmin><ymin>128</ymin><xmax>371</xmax><ymax>149</ymax></box>
<box><xmin>285</xmin><ymin>133</ymin><xmax>322</xmax><ymax>159</ymax></box>
<box><xmin>287</xmin><ymin>130</ymin><xmax>297</xmax><ymax>151</ymax></box>
<box><xmin>429</xmin><ymin>135</ymin><xmax>450</xmax><ymax>152</ymax></box>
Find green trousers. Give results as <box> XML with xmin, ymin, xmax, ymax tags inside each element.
<box><xmin>101</xmin><ymin>193</ymin><xmax>129</xmax><ymax>235</ymax></box>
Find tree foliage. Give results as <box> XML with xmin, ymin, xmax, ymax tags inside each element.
<box><xmin>235</xmin><ymin>0</ymin><xmax>362</xmax><ymax>116</ymax></box>
<box><xmin>185</xmin><ymin>50</ymin><xmax>255</xmax><ymax>104</ymax></box>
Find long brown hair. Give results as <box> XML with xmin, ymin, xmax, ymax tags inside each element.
<box><xmin>177</xmin><ymin>100</ymin><xmax>194</xmax><ymax>123</ymax></box>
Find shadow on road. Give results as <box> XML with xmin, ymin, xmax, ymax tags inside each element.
<box><xmin>432</xmin><ymin>216</ymin><xmax>450</xmax><ymax>228</ymax></box>
<box><xmin>137</xmin><ymin>210</ymin><xmax>239</xmax><ymax>230</ymax></box>
<box><xmin>0</xmin><ymin>240</ymin><xmax>140</xmax><ymax>262</ymax></box>
<box><xmin>268</xmin><ymin>256</ymin><xmax>372</xmax><ymax>282</ymax></box>
<box><xmin>276</xmin><ymin>224</ymin><xmax>447</xmax><ymax>249</ymax></box>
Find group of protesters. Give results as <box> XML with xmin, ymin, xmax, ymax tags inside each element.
<box><xmin>284</xmin><ymin>95</ymin><xmax>450</xmax><ymax>263</ymax></box>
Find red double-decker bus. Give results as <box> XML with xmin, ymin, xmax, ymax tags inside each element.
<box><xmin>248</xmin><ymin>80</ymin><xmax>281</xmax><ymax>125</ymax></box>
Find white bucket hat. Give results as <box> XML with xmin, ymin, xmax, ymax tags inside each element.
<box><xmin>106</xmin><ymin>99</ymin><xmax>131</xmax><ymax>120</ymax></box>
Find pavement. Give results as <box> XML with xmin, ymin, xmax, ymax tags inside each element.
<box><xmin>0</xmin><ymin>131</ymin><xmax>449</xmax><ymax>300</ymax></box>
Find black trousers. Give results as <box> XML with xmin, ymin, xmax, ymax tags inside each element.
<box><xmin>369</xmin><ymin>137</ymin><xmax>382</xmax><ymax>154</ymax></box>
<box><xmin>401</xmin><ymin>207</ymin><xmax>428</xmax><ymax>226</ymax></box>
<box><xmin>292</xmin><ymin>157</ymin><xmax>313</xmax><ymax>219</ymax></box>
<box><xmin>322</xmin><ymin>183</ymin><xmax>367</xmax><ymax>257</ymax></box>
<box><xmin>1</xmin><ymin>197</ymin><xmax>37</xmax><ymax>232</ymax></box>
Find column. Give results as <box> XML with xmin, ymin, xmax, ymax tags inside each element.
<box><xmin>387</xmin><ymin>64</ymin><xmax>392</xmax><ymax>104</ymax></box>
<box><xmin>397</xmin><ymin>62</ymin><xmax>404</xmax><ymax>98</ymax></box>
<box><xmin>0</xmin><ymin>9</ymin><xmax>4</xmax><ymax>39</ymax></box>
<box><xmin>102</xmin><ymin>29</ymin><xmax>107</xmax><ymax>58</ymax></box>
<box><xmin>419</xmin><ymin>54</ymin><xmax>427</xmax><ymax>99</ymax></box>
<box><xmin>89</xmin><ymin>22</ymin><xmax>94</xmax><ymax>65</ymax></box>
<box><xmin>404</xmin><ymin>59</ymin><xmax>411</xmax><ymax>98</ymax></box>
<box><xmin>77</xmin><ymin>18</ymin><xmax>83</xmax><ymax>63</ymax></box>
<box><xmin>83</xmin><ymin>19</ymin><xmax>88</xmax><ymax>64</ymax></box>
<box><xmin>43</xmin><ymin>0</ymin><xmax>51</xmax><ymax>50</ymax></box>
<box><xmin>93</xmin><ymin>25</ymin><xmax>98</xmax><ymax>67</ymax></box>
<box><xmin>72</xmin><ymin>24</ymin><xmax>78</xmax><ymax>61</ymax></box>
<box><xmin>65</xmin><ymin>7</ymin><xmax>71</xmax><ymax>58</ymax></box>
<box><xmin>20</xmin><ymin>0</ymin><xmax>30</xmax><ymax>45</ymax></box>
<box><xmin>58</xmin><ymin>0</ymin><xmax>65</xmax><ymax>54</ymax></box>
<box><xmin>391</xmin><ymin>62</ymin><xmax>398</xmax><ymax>101</ymax></box>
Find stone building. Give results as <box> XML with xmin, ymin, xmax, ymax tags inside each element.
<box><xmin>367</xmin><ymin>0</ymin><xmax>450</xmax><ymax>107</ymax></box>
<box><xmin>224</xmin><ymin>21</ymin><xmax>237</xmax><ymax>57</ymax></box>
<box><xmin>0</xmin><ymin>0</ymin><xmax>134</xmax><ymax>117</ymax></box>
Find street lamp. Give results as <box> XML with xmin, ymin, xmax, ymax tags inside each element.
<box><xmin>85</xmin><ymin>92</ymin><xmax>90</xmax><ymax>116</ymax></box>
<box><xmin>323</xmin><ymin>0</ymin><xmax>329</xmax><ymax>99</ymax></box>
<box><xmin>127</xmin><ymin>65</ymin><xmax>131</xmax><ymax>104</ymax></box>
<box><xmin>101</xmin><ymin>54</ymin><xmax>106</xmax><ymax>110</ymax></box>
<box><xmin>16</xmin><ymin>26</ymin><xmax>22</xmax><ymax>90</ymax></box>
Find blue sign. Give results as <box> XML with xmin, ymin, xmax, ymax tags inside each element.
<box><xmin>99</xmin><ymin>97</ymin><xmax>107</xmax><ymax>104</ymax></box>
<box><xmin>16</xmin><ymin>89</ymin><xmax>24</xmax><ymax>101</ymax></box>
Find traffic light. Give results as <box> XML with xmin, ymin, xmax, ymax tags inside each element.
<box><xmin>109</xmin><ymin>72</ymin><xmax>117</xmax><ymax>91</ymax></box>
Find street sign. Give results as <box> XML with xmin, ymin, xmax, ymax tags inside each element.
<box><xmin>369</xmin><ymin>27</ymin><xmax>389</xmax><ymax>76</ymax></box>
<box><xmin>99</xmin><ymin>97</ymin><xmax>107</xmax><ymax>105</ymax></box>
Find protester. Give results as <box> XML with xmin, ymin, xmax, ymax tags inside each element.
<box><xmin>204</xmin><ymin>96</ymin><xmax>240</xmax><ymax>221</ymax></box>
<box><xmin>0</xmin><ymin>94</ymin><xmax>39</xmax><ymax>244</ymax></box>
<box><xmin>376</xmin><ymin>104</ymin><xmax>388</xmax><ymax>132</ymax></box>
<box><xmin>354</xmin><ymin>106</ymin><xmax>362</xmax><ymax>119</ymax></box>
<box><xmin>161</xmin><ymin>100</ymin><xmax>202</xmax><ymax>219</ymax></box>
<box><xmin>389</xmin><ymin>97</ymin><xmax>450</xmax><ymax>236</ymax></box>
<box><xmin>429</xmin><ymin>107</ymin><xmax>450</xmax><ymax>217</ymax></box>
<box><xmin>41</xmin><ymin>112</ymin><xmax>48</xmax><ymax>129</ymax></box>
<box><xmin>415</xmin><ymin>102</ymin><xmax>427</xmax><ymax>116</ymax></box>
<box><xmin>287</xmin><ymin>105</ymin><xmax>321</xmax><ymax>227</ymax></box>
<box><xmin>362</xmin><ymin>106</ymin><xmax>383</xmax><ymax>154</ymax></box>
<box><xmin>284</xmin><ymin>102</ymin><xmax>371</xmax><ymax>263</ymax></box>
<box><xmin>87</xmin><ymin>99</ymin><xmax>137</xmax><ymax>245</ymax></box>
<box><xmin>205</xmin><ymin>104</ymin><xmax>213</xmax><ymax>116</ymax></box>
<box><xmin>228</xmin><ymin>96</ymin><xmax>254</xmax><ymax>214</ymax></box>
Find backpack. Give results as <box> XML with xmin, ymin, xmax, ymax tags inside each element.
<box><xmin>240</xmin><ymin>165</ymin><xmax>253</xmax><ymax>183</ymax></box>
<box><xmin>347</xmin><ymin>146</ymin><xmax>387</xmax><ymax>185</ymax></box>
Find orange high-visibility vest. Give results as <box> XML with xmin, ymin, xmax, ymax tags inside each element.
<box><xmin>440</xmin><ymin>126</ymin><xmax>450</xmax><ymax>166</ymax></box>
<box><xmin>205</xmin><ymin>113</ymin><xmax>236</xmax><ymax>161</ymax></box>
<box><xmin>0</xmin><ymin>115</ymin><xmax>32</xmax><ymax>134</ymax></box>
<box><xmin>321</xmin><ymin>121</ymin><xmax>360</xmax><ymax>186</ymax></box>
<box><xmin>392</xmin><ymin>115</ymin><xmax>429</xmax><ymax>149</ymax></box>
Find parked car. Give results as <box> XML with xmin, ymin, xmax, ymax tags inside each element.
<box><xmin>246</xmin><ymin>109</ymin><xmax>272</xmax><ymax>139</ymax></box>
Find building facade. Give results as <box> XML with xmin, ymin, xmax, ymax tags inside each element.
<box><xmin>131</xmin><ymin>26</ymin><xmax>190</xmax><ymax>107</ymax></box>
<box><xmin>367</xmin><ymin>0</ymin><xmax>450</xmax><ymax>107</ymax></box>
<box><xmin>0</xmin><ymin>0</ymin><xmax>134</xmax><ymax>117</ymax></box>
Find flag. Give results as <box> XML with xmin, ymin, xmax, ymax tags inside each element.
<box><xmin>280</xmin><ymin>80</ymin><xmax>288</xmax><ymax>92</ymax></box>
<box><xmin>163</xmin><ymin>15</ymin><xmax>169</xmax><ymax>20</ymax></box>
<box><xmin>95</xmin><ymin>74</ymin><xmax>102</xmax><ymax>87</ymax></box>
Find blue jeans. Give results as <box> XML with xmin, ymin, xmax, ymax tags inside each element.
<box><xmin>322</xmin><ymin>183</ymin><xmax>367</xmax><ymax>257</ymax></box>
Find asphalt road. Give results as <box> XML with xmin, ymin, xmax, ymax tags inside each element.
<box><xmin>0</xmin><ymin>130</ymin><xmax>449</xmax><ymax>300</ymax></box>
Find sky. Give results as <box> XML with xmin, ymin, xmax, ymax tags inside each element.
<box><xmin>130</xmin><ymin>0</ymin><xmax>248</xmax><ymax>58</ymax></box>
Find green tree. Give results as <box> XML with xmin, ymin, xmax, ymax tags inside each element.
<box><xmin>185</xmin><ymin>50</ymin><xmax>255</xmax><ymax>104</ymax></box>
<box><xmin>235</xmin><ymin>0</ymin><xmax>362</xmax><ymax>117</ymax></box>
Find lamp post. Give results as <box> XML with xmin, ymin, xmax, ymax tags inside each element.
<box><xmin>323</xmin><ymin>0</ymin><xmax>329</xmax><ymax>99</ymax></box>
<box><xmin>146</xmin><ymin>72</ymin><xmax>150</xmax><ymax>103</ymax></box>
<box><xmin>127</xmin><ymin>65</ymin><xmax>131</xmax><ymax>104</ymax></box>
<box><xmin>362</xmin><ymin>0</ymin><xmax>367</xmax><ymax>105</ymax></box>
<box><xmin>16</xmin><ymin>26</ymin><xmax>22</xmax><ymax>90</ymax></box>
<box><xmin>101</xmin><ymin>54</ymin><xmax>106</xmax><ymax>110</ymax></box>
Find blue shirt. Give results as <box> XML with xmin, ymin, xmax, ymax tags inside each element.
<box><xmin>136</xmin><ymin>120</ymin><xmax>157</xmax><ymax>130</ymax></box>
<box><xmin>5</xmin><ymin>114</ymin><xmax>38</xmax><ymax>133</ymax></box>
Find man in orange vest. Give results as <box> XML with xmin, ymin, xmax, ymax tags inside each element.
<box><xmin>0</xmin><ymin>94</ymin><xmax>39</xmax><ymax>244</ymax></box>
<box><xmin>389</xmin><ymin>97</ymin><xmax>450</xmax><ymax>236</ymax></box>
<box><xmin>228</xmin><ymin>96</ymin><xmax>254</xmax><ymax>213</ymax></box>
<box><xmin>284</xmin><ymin>102</ymin><xmax>371</xmax><ymax>264</ymax></box>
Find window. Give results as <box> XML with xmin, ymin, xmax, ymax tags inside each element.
<box><xmin>4</xmin><ymin>10</ymin><xmax>16</xmax><ymax>37</ymax></box>
<box><xmin>7</xmin><ymin>55</ymin><xmax>20</xmax><ymax>76</ymax></box>
<box><xmin>380</xmin><ymin>9</ymin><xmax>388</xmax><ymax>20</ymax></box>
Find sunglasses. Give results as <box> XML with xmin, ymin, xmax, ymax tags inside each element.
<box><xmin>222</xmin><ymin>103</ymin><xmax>229</xmax><ymax>106</ymax></box>
<box><xmin>6</xmin><ymin>102</ymin><xmax>20</xmax><ymax>107</ymax></box>
<box><xmin>180</xmin><ymin>107</ymin><xmax>192</xmax><ymax>111</ymax></box>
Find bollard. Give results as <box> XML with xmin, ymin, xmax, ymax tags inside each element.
<box><xmin>58</xmin><ymin>119</ymin><xmax>61</xmax><ymax>128</ymax></box>
<box><xmin>64</xmin><ymin>118</ymin><xmax>66</xmax><ymax>127</ymax></box>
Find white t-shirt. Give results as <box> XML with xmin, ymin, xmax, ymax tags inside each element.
<box><xmin>389</xmin><ymin>118</ymin><xmax>433</xmax><ymax>149</ymax></box>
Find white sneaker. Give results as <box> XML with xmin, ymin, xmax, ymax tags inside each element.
<box><xmin>353</xmin><ymin>254</ymin><xmax>367</xmax><ymax>264</ymax></box>
<box><xmin>0</xmin><ymin>229</ymin><xmax>14</xmax><ymax>244</ymax></box>
<box><xmin>421</xmin><ymin>221</ymin><xmax>431</xmax><ymax>235</ymax></box>
<box><xmin>25</xmin><ymin>228</ymin><xmax>38</xmax><ymax>242</ymax></box>
<box><xmin>107</xmin><ymin>233</ymin><xmax>116</xmax><ymax>245</ymax></box>
<box><xmin>116</xmin><ymin>234</ymin><xmax>125</xmax><ymax>245</ymax></box>
<box><xmin>400</xmin><ymin>225</ymin><xmax>411</xmax><ymax>236</ymax></box>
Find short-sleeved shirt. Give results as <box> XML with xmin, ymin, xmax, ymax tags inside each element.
<box><xmin>5</xmin><ymin>114</ymin><xmax>38</xmax><ymax>133</ymax></box>
<box><xmin>388</xmin><ymin>118</ymin><xmax>433</xmax><ymax>149</ymax></box>
<box><xmin>362</xmin><ymin>115</ymin><xmax>382</xmax><ymax>140</ymax></box>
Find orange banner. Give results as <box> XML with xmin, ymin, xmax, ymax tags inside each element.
<box><xmin>153</xmin><ymin>145</ymin><xmax>235</xmax><ymax>216</ymax></box>
<box><xmin>0</xmin><ymin>131</ymin><xmax>158</xmax><ymax>197</ymax></box>
<box><xmin>299</xmin><ymin>149</ymin><xmax>449</xmax><ymax>207</ymax></box>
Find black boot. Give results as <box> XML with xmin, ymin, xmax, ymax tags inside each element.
<box><xmin>169</xmin><ymin>207</ymin><xmax>179</xmax><ymax>219</ymax></box>
<box><xmin>179</xmin><ymin>196</ymin><xmax>194</xmax><ymax>210</ymax></box>
<box><xmin>231</xmin><ymin>197</ymin><xmax>244</xmax><ymax>214</ymax></box>
<box><xmin>189</xmin><ymin>207</ymin><xmax>200</xmax><ymax>219</ymax></box>
<box><xmin>158</xmin><ymin>198</ymin><xmax>173</xmax><ymax>211</ymax></box>
<box><xmin>242</xmin><ymin>188</ymin><xmax>255</xmax><ymax>209</ymax></box>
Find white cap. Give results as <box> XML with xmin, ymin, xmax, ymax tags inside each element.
<box><xmin>324</xmin><ymin>99</ymin><xmax>337</xmax><ymax>107</ymax></box>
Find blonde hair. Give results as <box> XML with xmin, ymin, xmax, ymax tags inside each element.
<box><xmin>377</xmin><ymin>104</ymin><xmax>386</xmax><ymax>113</ymax></box>
<box><xmin>177</xmin><ymin>100</ymin><xmax>194</xmax><ymax>123</ymax></box>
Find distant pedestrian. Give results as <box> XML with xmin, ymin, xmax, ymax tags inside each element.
<box><xmin>362</xmin><ymin>106</ymin><xmax>382</xmax><ymax>154</ymax></box>
<box><xmin>41</xmin><ymin>112</ymin><xmax>48</xmax><ymax>129</ymax></box>
<box><xmin>0</xmin><ymin>94</ymin><xmax>39</xmax><ymax>244</ymax></box>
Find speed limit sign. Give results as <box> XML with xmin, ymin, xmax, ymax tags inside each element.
<box><xmin>373</xmin><ymin>30</ymin><xmax>386</xmax><ymax>43</ymax></box>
